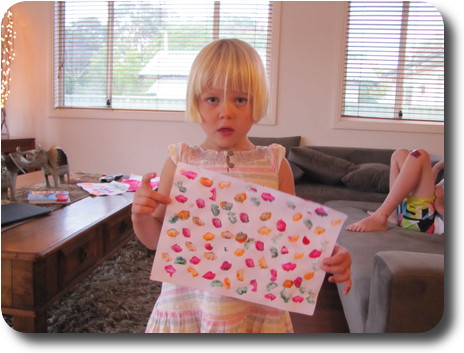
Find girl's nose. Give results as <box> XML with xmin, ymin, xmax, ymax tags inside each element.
<box><xmin>219</xmin><ymin>101</ymin><xmax>234</xmax><ymax>119</ymax></box>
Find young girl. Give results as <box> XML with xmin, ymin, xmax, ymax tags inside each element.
<box><xmin>346</xmin><ymin>148</ymin><xmax>444</xmax><ymax>234</ymax></box>
<box><xmin>132</xmin><ymin>39</ymin><xmax>352</xmax><ymax>333</ymax></box>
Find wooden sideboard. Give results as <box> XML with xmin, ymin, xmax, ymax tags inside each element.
<box><xmin>1</xmin><ymin>192</ymin><xmax>135</xmax><ymax>332</ymax></box>
<box><xmin>1</xmin><ymin>137</ymin><xmax>36</xmax><ymax>153</ymax></box>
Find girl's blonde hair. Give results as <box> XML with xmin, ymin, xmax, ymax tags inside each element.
<box><xmin>186</xmin><ymin>38</ymin><xmax>269</xmax><ymax>123</ymax></box>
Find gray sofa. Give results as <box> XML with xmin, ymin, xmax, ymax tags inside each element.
<box><xmin>288</xmin><ymin>146</ymin><xmax>394</xmax><ymax>204</ymax></box>
<box><xmin>327</xmin><ymin>200</ymin><xmax>444</xmax><ymax>333</ymax></box>
<box><xmin>250</xmin><ymin>137</ymin><xmax>444</xmax><ymax>333</ymax></box>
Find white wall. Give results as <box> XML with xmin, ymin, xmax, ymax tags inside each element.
<box><xmin>3</xmin><ymin>1</ymin><xmax>444</xmax><ymax>175</ymax></box>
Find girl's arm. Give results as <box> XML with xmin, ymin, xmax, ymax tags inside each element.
<box><xmin>278</xmin><ymin>158</ymin><xmax>296</xmax><ymax>195</ymax></box>
<box><xmin>131</xmin><ymin>157</ymin><xmax>176</xmax><ymax>250</ymax></box>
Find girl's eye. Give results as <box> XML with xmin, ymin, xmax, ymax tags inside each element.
<box><xmin>236</xmin><ymin>97</ymin><xmax>248</xmax><ymax>105</ymax></box>
<box><xmin>207</xmin><ymin>97</ymin><xmax>219</xmax><ymax>104</ymax></box>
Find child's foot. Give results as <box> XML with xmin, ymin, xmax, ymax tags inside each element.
<box><xmin>367</xmin><ymin>210</ymin><xmax>398</xmax><ymax>224</ymax></box>
<box><xmin>346</xmin><ymin>213</ymin><xmax>389</xmax><ymax>232</ymax></box>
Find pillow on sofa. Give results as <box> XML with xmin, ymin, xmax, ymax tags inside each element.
<box><xmin>341</xmin><ymin>163</ymin><xmax>390</xmax><ymax>193</ymax></box>
<box><xmin>288</xmin><ymin>147</ymin><xmax>356</xmax><ymax>185</ymax></box>
<box><xmin>289</xmin><ymin>162</ymin><xmax>305</xmax><ymax>182</ymax></box>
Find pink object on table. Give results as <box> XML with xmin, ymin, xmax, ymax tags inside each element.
<box><xmin>122</xmin><ymin>178</ymin><xmax>159</xmax><ymax>192</ymax></box>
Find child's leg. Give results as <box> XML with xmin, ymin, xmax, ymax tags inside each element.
<box><xmin>388</xmin><ymin>149</ymin><xmax>435</xmax><ymax>199</ymax></box>
<box><xmin>346</xmin><ymin>149</ymin><xmax>435</xmax><ymax>232</ymax></box>
<box><xmin>388</xmin><ymin>148</ymin><xmax>409</xmax><ymax>189</ymax></box>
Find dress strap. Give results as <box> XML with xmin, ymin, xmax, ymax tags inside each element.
<box><xmin>267</xmin><ymin>143</ymin><xmax>286</xmax><ymax>173</ymax></box>
<box><xmin>168</xmin><ymin>142</ymin><xmax>190</xmax><ymax>165</ymax></box>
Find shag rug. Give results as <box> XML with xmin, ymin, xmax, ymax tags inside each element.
<box><xmin>47</xmin><ymin>238</ymin><xmax>161</xmax><ymax>333</ymax></box>
<box><xmin>4</xmin><ymin>238</ymin><xmax>162</xmax><ymax>333</ymax></box>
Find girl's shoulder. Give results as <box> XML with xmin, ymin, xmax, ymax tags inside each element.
<box><xmin>264</xmin><ymin>143</ymin><xmax>286</xmax><ymax>155</ymax></box>
<box><xmin>263</xmin><ymin>143</ymin><xmax>286</xmax><ymax>170</ymax></box>
<box><xmin>256</xmin><ymin>143</ymin><xmax>286</xmax><ymax>161</ymax></box>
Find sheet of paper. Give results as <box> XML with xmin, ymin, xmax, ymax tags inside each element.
<box><xmin>151</xmin><ymin>162</ymin><xmax>347</xmax><ymax>316</ymax></box>
<box><xmin>77</xmin><ymin>181</ymin><xmax>129</xmax><ymax>196</ymax></box>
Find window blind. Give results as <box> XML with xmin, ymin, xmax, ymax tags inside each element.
<box><xmin>342</xmin><ymin>1</ymin><xmax>444</xmax><ymax>122</ymax></box>
<box><xmin>54</xmin><ymin>1</ymin><xmax>273</xmax><ymax>111</ymax></box>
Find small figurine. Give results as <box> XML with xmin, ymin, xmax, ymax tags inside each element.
<box><xmin>1</xmin><ymin>145</ymin><xmax>70</xmax><ymax>200</ymax></box>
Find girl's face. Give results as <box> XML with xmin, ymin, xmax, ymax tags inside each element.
<box><xmin>198</xmin><ymin>87</ymin><xmax>254</xmax><ymax>151</ymax></box>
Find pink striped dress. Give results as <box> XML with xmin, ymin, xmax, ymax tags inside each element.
<box><xmin>145</xmin><ymin>142</ymin><xmax>294</xmax><ymax>333</ymax></box>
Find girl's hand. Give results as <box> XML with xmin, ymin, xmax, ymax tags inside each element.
<box><xmin>321</xmin><ymin>244</ymin><xmax>352</xmax><ymax>295</ymax></box>
<box><xmin>131</xmin><ymin>172</ymin><xmax>171</xmax><ymax>219</ymax></box>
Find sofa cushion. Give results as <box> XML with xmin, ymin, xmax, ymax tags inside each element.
<box><xmin>289</xmin><ymin>162</ymin><xmax>305</xmax><ymax>182</ymax></box>
<box><xmin>341</xmin><ymin>163</ymin><xmax>390</xmax><ymax>193</ymax></box>
<box><xmin>288</xmin><ymin>147</ymin><xmax>356</xmax><ymax>185</ymax></box>
<box><xmin>308</xmin><ymin>146</ymin><xmax>395</xmax><ymax>165</ymax></box>
<box><xmin>295</xmin><ymin>183</ymin><xmax>387</xmax><ymax>204</ymax></box>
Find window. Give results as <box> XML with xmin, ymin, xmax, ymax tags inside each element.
<box><xmin>341</xmin><ymin>1</ymin><xmax>444</xmax><ymax>123</ymax></box>
<box><xmin>54</xmin><ymin>1</ymin><xmax>277</xmax><ymax>118</ymax></box>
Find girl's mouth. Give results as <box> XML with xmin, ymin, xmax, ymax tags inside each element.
<box><xmin>218</xmin><ymin>127</ymin><xmax>234</xmax><ymax>136</ymax></box>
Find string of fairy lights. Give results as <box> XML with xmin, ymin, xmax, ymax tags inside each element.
<box><xmin>1</xmin><ymin>9</ymin><xmax>16</xmax><ymax>110</ymax></box>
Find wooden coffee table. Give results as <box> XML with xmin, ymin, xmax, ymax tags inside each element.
<box><xmin>1</xmin><ymin>174</ymin><xmax>135</xmax><ymax>332</ymax></box>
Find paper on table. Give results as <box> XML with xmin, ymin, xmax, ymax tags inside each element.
<box><xmin>77</xmin><ymin>181</ymin><xmax>130</xmax><ymax>196</ymax></box>
<box><xmin>151</xmin><ymin>162</ymin><xmax>347</xmax><ymax>316</ymax></box>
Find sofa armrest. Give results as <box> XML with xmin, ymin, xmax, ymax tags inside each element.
<box><xmin>365</xmin><ymin>251</ymin><xmax>444</xmax><ymax>333</ymax></box>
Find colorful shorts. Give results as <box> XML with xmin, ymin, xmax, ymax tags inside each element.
<box><xmin>397</xmin><ymin>196</ymin><xmax>436</xmax><ymax>233</ymax></box>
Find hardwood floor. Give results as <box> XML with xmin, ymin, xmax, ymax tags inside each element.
<box><xmin>290</xmin><ymin>275</ymin><xmax>350</xmax><ymax>333</ymax></box>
